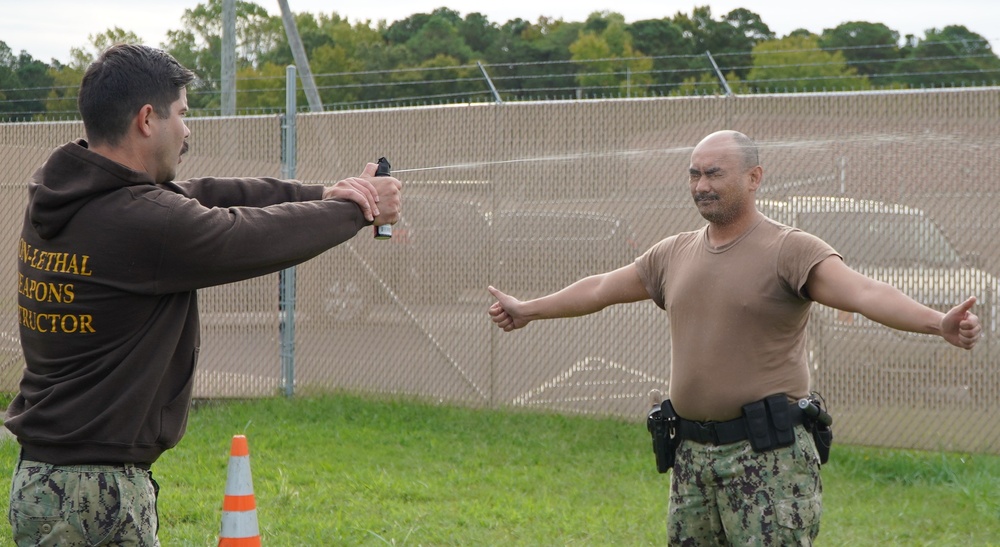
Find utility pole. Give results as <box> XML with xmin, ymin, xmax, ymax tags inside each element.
<box><xmin>276</xmin><ymin>0</ymin><xmax>323</xmax><ymax>112</ymax></box>
<box><xmin>221</xmin><ymin>0</ymin><xmax>237</xmax><ymax>115</ymax></box>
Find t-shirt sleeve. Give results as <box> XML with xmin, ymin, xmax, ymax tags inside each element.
<box><xmin>778</xmin><ymin>229</ymin><xmax>841</xmax><ymax>300</ymax></box>
<box><xmin>634</xmin><ymin>236</ymin><xmax>676</xmax><ymax>309</ymax></box>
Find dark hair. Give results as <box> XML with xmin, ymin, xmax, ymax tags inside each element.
<box><xmin>78</xmin><ymin>44</ymin><xmax>196</xmax><ymax>146</ymax></box>
<box><xmin>730</xmin><ymin>131</ymin><xmax>760</xmax><ymax>170</ymax></box>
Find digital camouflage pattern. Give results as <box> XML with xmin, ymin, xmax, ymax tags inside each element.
<box><xmin>9</xmin><ymin>460</ymin><xmax>159</xmax><ymax>547</ymax></box>
<box><xmin>668</xmin><ymin>425</ymin><xmax>822</xmax><ymax>546</ymax></box>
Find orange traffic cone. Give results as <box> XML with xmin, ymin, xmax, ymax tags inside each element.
<box><xmin>219</xmin><ymin>435</ymin><xmax>261</xmax><ymax>546</ymax></box>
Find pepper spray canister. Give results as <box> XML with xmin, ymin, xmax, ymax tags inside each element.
<box><xmin>374</xmin><ymin>157</ymin><xmax>392</xmax><ymax>239</ymax></box>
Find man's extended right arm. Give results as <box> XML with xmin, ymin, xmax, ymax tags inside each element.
<box><xmin>173</xmin><ymin>163</ymin><xmax>400</xmax><ymax>225</ymax></box>
<box><xmin>488</xmin><ymin>263</ymin><xmax>650</xmax><ymax>332</ymax></box>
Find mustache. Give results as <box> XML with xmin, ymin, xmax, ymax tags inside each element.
<box><xmin>181</xmin><ymin>141</ymin><xmax>189</xmax><ymax>156</ymax></box>
<box><xmin>694</xmin><ymin>192</ymin><xmax>719</xmax><ymax>202</ymax></box>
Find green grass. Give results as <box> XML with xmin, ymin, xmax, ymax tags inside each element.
<box><xmin>2</xmin><ymin>393</ymin><xmax>999</xmax><ymax>545</ymax></box>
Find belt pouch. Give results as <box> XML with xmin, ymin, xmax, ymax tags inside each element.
<box><xmin>742</xmin><ymin>399</ymin><xmax>773</xmax><ymax>451</ymax></box>
<box><xmin>765</xmin><ymin>394</ymin><xmax>795</xmax><ymax>447</ymax></box>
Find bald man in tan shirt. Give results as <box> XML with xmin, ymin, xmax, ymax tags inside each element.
<box><xmin>488</xmin><ymin>130</ymin><xmax>980</xmax><ymax>545</ymax></box>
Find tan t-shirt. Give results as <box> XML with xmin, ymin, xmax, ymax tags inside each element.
<box><xmin>634</xmin><ymin>215</ymin><xmax>839</xmax><ymax>421</ymax></box>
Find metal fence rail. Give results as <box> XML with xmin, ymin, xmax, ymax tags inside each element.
<box><xmin>1</xmin><ymin>89</ymin><xmax>997</xmax><ymax>454</ymax></box>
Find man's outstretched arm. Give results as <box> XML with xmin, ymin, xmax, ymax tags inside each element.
<box><xmin>806</xmin><ymin>256</ymin><xmax>981</xmax><ymax>350</ymax></box>
<box><xmin>488</xmin><ymin>263</ymin><xmax>650</xmax><ymax>332</ymax></box>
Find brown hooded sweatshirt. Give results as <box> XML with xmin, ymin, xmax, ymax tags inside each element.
<box><xmin>5</xmin><ymin>139</ymin><xmax>370</xmax><ymax>465</ymax></box>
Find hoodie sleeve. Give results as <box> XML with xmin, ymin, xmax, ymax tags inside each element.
<box><xmin>138</xmin><ymin>185</ymin><xmax>368</xmax><ymax>294</ymax></box>
<box><xmin>168</xmin><ymin>177</ymin><xmax>325</xmax><ymax>208</ymax></box>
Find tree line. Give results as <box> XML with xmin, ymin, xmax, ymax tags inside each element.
<box><xmin>2</xmin><ymin>2</ymin><xmax>999</xmax><ymax>119</ymax></box>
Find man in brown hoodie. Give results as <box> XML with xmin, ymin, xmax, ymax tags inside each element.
<box><xmin>6</xmin><ymin>44</ymin><xmax>401</xmax><ymax>546</ymax></box>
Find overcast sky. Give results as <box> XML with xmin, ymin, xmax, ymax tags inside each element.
<box><xmin>3</xmin><ymin>0</ymin><xmax>998</xmax><ymax>65</ymax></box>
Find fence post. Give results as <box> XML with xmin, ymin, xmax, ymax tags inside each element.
<box><xmin>477</xmin><ymin>61</ymin><xmax>503</xmax><ymax>104</ymax></box>
<box><xmin>279</xmin><ymin>65</ymin><xmax>297</xmax><ymax>398</ymax></box>
<box><xmin>705</xmin><ymin>50</ymin><xmax>733</xmax><ymax>97</ymax></box>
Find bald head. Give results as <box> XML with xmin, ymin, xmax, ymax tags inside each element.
<box><xmin>694</xmin><ymin>130</ymin><xmax>759</xmax><ymax>171</ymax></box>
<box><xmin>688</xmin><ymin>130</ymin><xmax>764</xmax><ymax>229</ymax></box>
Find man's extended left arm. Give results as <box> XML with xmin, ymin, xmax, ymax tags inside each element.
<box><xmin>805</xmin><ymin>256</ymin><xmax>981</xmax><ymax>350</ymax></box>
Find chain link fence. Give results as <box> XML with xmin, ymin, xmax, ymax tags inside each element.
<box><xmin>1</xmin><ymin>89</ymin><xmax>997</xmax><ymax>454</ymax></box>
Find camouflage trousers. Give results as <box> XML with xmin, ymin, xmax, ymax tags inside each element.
<box><xmin>8</xmin><ymin>458</ymin><xmax>160</xmax><ymax>547</ymax></box>
<box><xmin>668</xmin><ymin>424</ymin><xmax>822</xmax><ymax>546</ymax></box>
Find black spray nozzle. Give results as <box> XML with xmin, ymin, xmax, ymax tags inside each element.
<box><xmin>373</xmin><ymin>157</ymin><xmax>392</xmax><ymax>240</ymax></box>
<box><xmin>375</xmin><ymin>157</ymin><xmax>391</xmax><ymax>177</ymax></box>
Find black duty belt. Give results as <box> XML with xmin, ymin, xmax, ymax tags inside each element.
<box><xmin>677</xmin><ymin>403</ymin><xmax>805</xmax><ymax>445</ymax></box>
<box><xmin>19</xmin><ymin>449</ymin><xmax>151</xmax><ymax>470</ymax></box>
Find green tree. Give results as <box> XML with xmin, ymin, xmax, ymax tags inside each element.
<box><xmin>262</xmin><ymin>12</ymin><xmax>333</xmax><ymax>67</ymax></box>
<box><xmin>234</xmin><ymin>62</ymin><xmax>287</xmax><ymax>112</ymax></box>
<box><xmin>384</xmin><ymin>11</ymin><xmax>437</xmax><ymax>46</ymax></box>
<box><xmin>162</xmin><ymin>0</ymin><xmax>281</xmax><ymax>110</ymax></box>
<box><xmin>14</xmin><ymin>53</ymin><xmax>55</xmax><ymax>118</ymax></box>
<box><xmin>406</xmin><ymin>12</ymin><xmax>475</xmax><ymax>63</ymax></box>
<box><xmin>0</xmin><ymin>44</ymin><xmax>24</xmax><ymax>118</ymax></box>
<box><xmin>256</xmin><ymin>12</ymin><xmax>386</xmax><ymax>107</ymax></box>
<box><xmin>312</xmin><ymin>16</ymin><xmax>399</xmax><ymax>107</ymax></box>
<box><xmin>569</xmin><ymin>12</ymin><xmax>654</xmax><ymax>97</ymax></box>
<box><xmin>311</xmin><ymin>43</ymin><xmax>360</xmax><ymax>105</ymax></box>
<box><xmin>787</xmin><ymin>28</ymin><xmax>815</xmax><ymax>39</ymax></box>
<box><xmin>45</xmin><ymin>61</ymin><xmax>85</xmax><ymax>118</ymax></box>
<box><xmin>570</xmin><ymin>30</ymin><xmax>616</xmax><ymax>91</ymax></box>
<box><xmin>35</xmin><ymin>29</ymin><xmax>143</xmax><ymax>119</ymax></box>
<box><xmin>68</xmin><ymin>27</ymin><xmax>145</xmax><ymax>69</ymax></box>
<box><xmin>481</xmin><ymin>17</ymin><xmax>584</xmax><ymax>99</ymax></box>
<box><xmin>894</xmin><ymin>25</ymin><xmax>1000</xmax><ymax>87</ymax></box>
<box><xmin>374</xmin><ymin>7</ymin><xmax>482</xmax><ymax>103</ymax></box>
<box><xmin>389</xmin><ymin>54</ymin><xmax>481</xmax><ymax>104</ymax></box>
<box><xmin>628</xmin><ymin>18</ymin><xmax>692</xmax><ymax>93</ymax></box>
<box><xmin>0</xmin><ymin>42</ymin><xmax>58</xmax><ymax>120</ymax></box>
<box><xmin>725</xmin><ymin>8</ymin><xmax>774</xmax><ymax>43</ymax></box>
<box><xmin>820</xmin><ymin>22</ymin><xmax>901</xmax><ymax>81</ymax></box>
<box><xmin>168</xmin><ymin>0</ymin><xmax>279</xmax><ymax>68</ymax></box>
<box><xmin>747</xmin><ymin>34</ymin><xmax>871</xmax><ymax>92</ymax></box>
<box><xmin>674</xmin><ymin>6</ymin><xmax>774</xmax><ymax>80</ymax></box>
<box><xmin>459</xmin><ymin>13</ymin><xmax>500</xmax><ymax>56</ymax></box>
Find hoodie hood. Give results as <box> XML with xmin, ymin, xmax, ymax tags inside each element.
<box><xmin>29</xmin><ymin>140</ymin><xmax>155</xmax><ymax>239</ymax></box>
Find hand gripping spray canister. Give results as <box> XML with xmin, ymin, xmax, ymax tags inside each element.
<box><xmin>374</xmin><ymin>157</ymin><xmax>392</xmax><ymax>240</ymax></box>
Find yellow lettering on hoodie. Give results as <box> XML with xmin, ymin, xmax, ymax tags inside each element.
<box><xmin>18</xmin><ymin>306</ymin><xmax>95</xmax><ymax>334</ymax></box>
<box><xmin>18</xmin><ymin>240</ymin><xmax>93</xmax><ymax>277</ymax></box>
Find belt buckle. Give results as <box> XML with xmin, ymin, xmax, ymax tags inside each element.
<box><xmin>694</xmin><ymin>421</ymin><xmax>721</xmax><ymax>444</ymax></box>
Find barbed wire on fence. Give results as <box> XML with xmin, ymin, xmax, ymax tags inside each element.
<box><xmin>2</xmin><ymin>39</ymin><xmax>999</xmax><ymax>121</ymax></box>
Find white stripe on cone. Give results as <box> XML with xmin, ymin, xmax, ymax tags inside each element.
<box><xmin>225</xmin><ymin>455</ymin><xmax>254</xmax><ymax>496</ymax></box>
<box><xmin>221</xmin><ymin>509</ymin><xmax>260</xmax><ymax>538</ymax></box>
